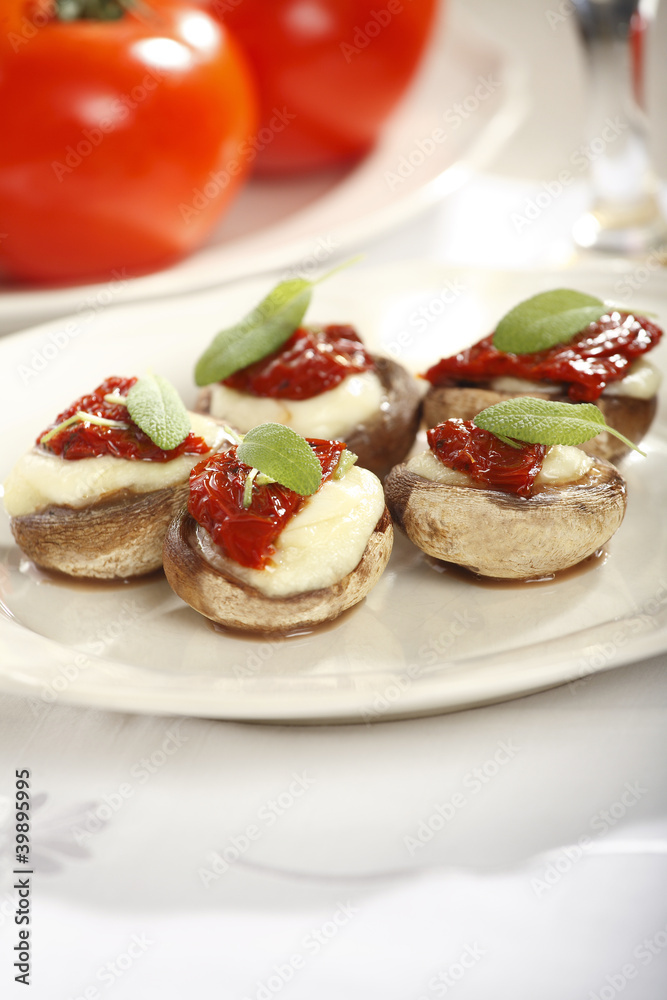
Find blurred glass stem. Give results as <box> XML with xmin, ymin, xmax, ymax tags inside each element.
<box><xmin>572</xmin><ymin>0</ymin><xmax>667</xmax><ymax>254</ymax></box>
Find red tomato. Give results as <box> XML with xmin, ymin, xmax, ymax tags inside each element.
<box><xmin>0</xmin><ymin>0</ymin><xmax>257</xmax><ymax>284</ymax></box>
<box><xmin>206</xmin><ymin>0</ymin><xmax>438</xmax><ymax>174</ymax></box>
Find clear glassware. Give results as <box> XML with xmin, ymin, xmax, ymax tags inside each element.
<box><xmin>572</xmin><ymin>0</ymin><xmax>667</xmax><ymax>254</ymax></box>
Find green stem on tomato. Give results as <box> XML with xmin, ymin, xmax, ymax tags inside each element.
<box><xmin>55</xmin><ymin>0</ymin><xmax>127</xmax><ymax>21</ymax></box>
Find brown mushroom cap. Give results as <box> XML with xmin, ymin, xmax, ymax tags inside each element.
<box><xmin>197</xmin><ymin>355</ymin><xmax>422</xmax><ymax>479</ymax></box>
<box><xmin>10</xmin><ymin>484</ymin><xmax>189</xmax><ymax>579</ymax></box>
<box><xmin>344</xmin><ymin>356</ymin><xmax>422</xmax><ymax>479</ymax></box>
<box><xmin>163</xmin><ymin>506</ymin><xmax>394</xmax><ymax>634</ymax></box>
<box><xmin>423</xmin><ymin>384</ymin><xmax>656</xmax><ymax>462</ymax></box>
<box><xmin>384</xmin><ymin>460</ymin><xmax>627</xmax><ymax>579</ymax></box>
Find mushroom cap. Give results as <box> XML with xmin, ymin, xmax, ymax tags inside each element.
<box><xmin>10</xmin><ymin>484</ymin><xmax>189</xmax><ymax>579</ymax></box>
<box><xmin>344</xmin><ymin>356</ymin><xmax>422</xmax><ymax>479</ymax></box>
<box><xmin>423</xmin><ymin>384</ymin><xmax>656</xmax><ymax>462</ymax></box>
<box><xmin>384</xmin><ymin>460</ymin><xmax>627</xmax><ymax>579</ymax></box>
<box><xmin>197</xmin><ymin>354</ymin><xmax>422</xmax><ymax>480</ymax></box>
<box><xmin>163</xmin><ymin>506</ymin><xmax>394</xmax><ymax>634</ymax></box>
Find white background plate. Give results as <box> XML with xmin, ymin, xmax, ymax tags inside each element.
<box><xmin>0</xmin><ymin>6</ymin><xmax>525</xmax><ymax>335</ymax></box>
<box><xmin>0</xmin><ymin>261</ymin><xmax>665</xmax><ymax>722</ymax></box>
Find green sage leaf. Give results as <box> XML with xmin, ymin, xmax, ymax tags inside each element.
<box><xmin>236</xmin><ymin>423</ymin><xmax>322</xmax><ymax>496</ymax></box>
<box><xmin>194</xmin><ymin>279</ymin><xmax>312</xmax><ymax>387</ymax></box>
<box><xmin>193</xmin><ymin>257</ymin><xmax>362</xmax><ymax>387</ymax></box>
<box><xmin>493</xmin><ymin>289</ymin><xmax>607</xmax><ymax>354</ymax></box>
<box><xmin>473</xmin><ymin>397</ymin><xmax>644</xmax><ymax>454</ymax></box>
<box><xmin>126</xmin><ymin>374</ymin><xmax>190</xmax><ymax>451</ymax></box>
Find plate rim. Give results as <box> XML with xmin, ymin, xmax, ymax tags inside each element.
<box><xmin>1</xmin><ymin>259</ymin><xmax>666</xmax><ymax>724</ymax></box>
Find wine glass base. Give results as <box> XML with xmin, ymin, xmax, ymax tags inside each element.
<box><xmin>573</xmin><ymin>209</ymin><xmax>667</xmax><ymax>257</ymax></box>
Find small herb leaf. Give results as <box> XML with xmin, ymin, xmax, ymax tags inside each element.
<box><xmin>493</xmin><ymin>289</ymin><xmax>607</xmax><ymax>354</ymax></box>
<box><xmin>333</xmin><ymin>449</ymin><xmax>358</xmax><ymax>479</ymax></box>
<box><xmin>236</xmin><ymin>423</ymin><xmax>322</xmax><ymax>496</ymax></box>
<box><xmin>242</xmin><ymin>468</ymin><xmax>258</xmax><ymax>509</ymax></box>
<box><xmin>194</xmin><ymin>279</ymin><xmax>312</xmax><ymax>386</ymax></box>
<box><xmin>194</xmin><ymin>258</ymin><xmax>361</xmax><ymax>387</ymax></box>
<box><xmin>473</xmin><ymin>397</ymin><xmax>644</xmax><ymax>454</ymax></box>
<box><xmin>39</xmin><ymin>411</ymin><xmax>129</xmax><ymax>445</ymax></box>
<box><xmin>126</xmin><ymin>374</ymin><xmax>190</xmax><ymax>451</ymax></box>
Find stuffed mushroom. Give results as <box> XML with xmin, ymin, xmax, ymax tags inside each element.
<box><xmin>423</xmin><ymin>291</ymin><xmax>662</xmax><ymax>462</ymax></box>
<box><xmin>163</xmin><ymin>425</ymin><xmax>393</xmax><ymax>633</ymax></box>
<box><xmin>194</xmin><ymin>275</ymin><xmax>422</xmax><ymax>479</ymax></box>
<box><xmin>385</xmin><ymin>415</ymin><xmax>628</xmax><ymax>580</ymax></box>
<box><xmin>4</xmin><ymin>375</ymin><xmax>227</xmax><ymax>579</ymax></box>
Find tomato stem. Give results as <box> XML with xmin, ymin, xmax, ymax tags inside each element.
<box><xmin>55</xmin><ymin>0</ymin><xmax>127</xmax><ymax>19</ymax></box>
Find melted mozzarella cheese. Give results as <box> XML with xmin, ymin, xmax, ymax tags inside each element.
<box><xmin>490</xmin><ymin>358</ymin><xmax>661</xmax><ymax>400</ymax></box>
<box><xmin>197</xmin><ymin>465</ymin><xmax>385</xmax><ymax>598</ymax></box>
<box><xmin>602</xmin><ymin>357</ymin><xmax>661</xmax><ymax>398</ymax></box>
<box><xmin>208</xmin><ymin>371</ymin><xmax>385</xmax><ymax>438</ymax></box>
<box><xmin>3</xmin><ymin>413</ymin><xmax>224</xmax><ymax>517</ymax></box>
<box><xmin>406</xmin><ymin>444</ymin><xmax>593</xmax><ymax>488</ymax></box>
<box><xmin>490</xmin><ymin>377</ymin><xmax>561</xmax><ymax>395</ymax></box>
<box><xmin>536</xmin><ymin>445</ymin><xmax>593</xmax><ymax>484</ymax></box>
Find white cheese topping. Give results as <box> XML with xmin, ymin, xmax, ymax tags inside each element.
<box><xmin>490</xmin><ymin>377</ymin><xmax>561</xmax><ymax>395</ymax></box>
<box><xmin>490</xmin><ymin>358</ymin><xmax>660</xmax><ymax>400</ymax></box>
<box><xmin>406</xmin><ymin>444</ymin><xmax>593</xmax><ymax>489</ymax></box>
<box><xmin>208</xmin><ymin>371</ymin><xmax>385</xmax><ymax>438</ymax></box>
<box><xmin>197</xmin><ymin>465</ymin><xmax>385</xmax><ymax>598</ymax></box>
<box><xmin>3</xmin><ymin>412</ymin><xmax>224</xmax><ymax>517</ymax></box>
<box><xmin>536</xmin><ymin>445</ymin><xmax>593</xmax><ymax>484</ymax></box>
<box><xmin>601</xmin><ymin>357</ymin><xmax>661</xmax><ymax>398</ymax></box>
<box><xmin>406</xmin><ymin>451</ymin><xmax>470</xmax><ymax>486</ymax></box>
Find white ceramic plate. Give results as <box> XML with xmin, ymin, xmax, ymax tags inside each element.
<box><xmin>0</xmin><ymin>6</ymin><xmax>526</xmax><ymax>335</ymax></box>
<box><xmin>1</xmin><ymin>261</ymin><xmax>665</xmax><ymax>722</ymax></box>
